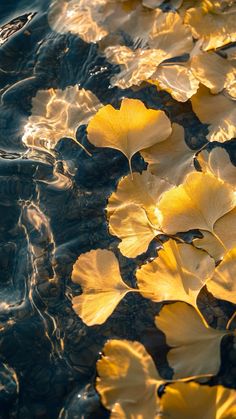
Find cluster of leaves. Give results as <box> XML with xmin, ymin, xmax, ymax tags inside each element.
<box><xmin>22</xmin><ymin>0</ymin><xmax>236</xmax><ymax>416</ymax></box>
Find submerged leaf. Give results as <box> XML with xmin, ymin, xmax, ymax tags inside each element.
<box><xmin>141</xmin><ymin>123</ymin><xmax>195</xmax><ymax>185</ymax></box>
<box><xmin>155</xmin><ymin>302</ymin><xmax>230</xmax><ymax>378</ymax></box>
<box><xmin>96</xmin><ymin>339</ymin><xmax>162</xmax><ymax>419</ymax></box>
<box><xmin>206</xmin><ymin>247</ymin><xmax>236</xmax><ymax>304</ymax></box>
<box><xmin>158</xmin><ymin>171</ymin><xmax>236</xmax><ymax>235</ymax></box>
<box><xmin>23</xmin><ymin>86</ymin><xmax>101</xmax><ymax>153</ymax></box>
<box><xmin>160</xmin><ymin>382</ymin><xmax>236</xmax><ymax>419</ymax></box>
<box><xmin>87</xmin><ymin>98</ymin><xmax>171</xmax><ymax>172</ymax></box>
<box><xmin>191</xmin><ymin>85</ymin><xmax>236</xmax><ymax>143</ymax></box>
<box><xmin>72</xmin><ymin>249</ymin><xmax>132</xmax><ymax>325</ymax></box>
<box><xmin>136</xmin><ymin>239</ymin><xmax>215</xmax><ymax>307</ymax></box>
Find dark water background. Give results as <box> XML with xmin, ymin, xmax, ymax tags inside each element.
<box><xmin>0</xmin><ymin>1</ymin><xmax>236</xmax><ymax>418</ymax></box>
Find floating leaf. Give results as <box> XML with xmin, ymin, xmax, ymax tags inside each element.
<box><xmin>141</xmin><ymin>123</ymin><xmax>195</xmax><ymax>185</ymax></box>
<box><xmin>72</xmin><ymin>249</ymin><xmax>132</xmax><ymax>325</ymax></box>
<box><xmin>184</xmin><ymin>1</ymin><xmax>236</xmax><ymax>51</ymax></box>
<box><xmin>87</xmin><ymin>98</ymin><xmax>172</xmax><ymax>173</ymax></box>
<box><xmin>109</xmin><ymin>204</ymin><xmax>161</xmax><ymax>258</ymax></box>
<box><xmin>158</xmin><ymin>171</ymin><xmax>236</xmax><ymax>235</ymax></box>
<box><xmin>155</xmin><ymin>302</ymin><xmax>230</xmax><ymax>378</ymax></box>
<box><xmin>160</xmin><ymin>382</ymin><xmax>236</xmax><ymax>419</ymax></box>
<box><xmin>23</xmin><ymin>86</ymin><xmax>101</xmax><ymax>154</ymax></box>
<box><xmin>197</xmin><ymin>147</ymin><xmax>236</xmax><ymax>189</ymax></box>
<box><xmin>191</xmin><ymin>85</ymin><xmax>236</xmax><ymax>143</ymax></box>
<box><xmin>206</xmin><ymin>247</ymin><xmax>236</xmax><ymax>304</ymax></box>
<box><xmin>193</xmin><ymin>208</ymin><xmax>236</xmax><ymax>261</ymax></box>
<box><xmin>136</xmin><ymin>239</ymin><xmax>215</xmax><ymax>307</ymax></box>
<box><xmin>96</xmin><ymin>339</ymin><xmax>162</xmax><ymax>419</ymax></box>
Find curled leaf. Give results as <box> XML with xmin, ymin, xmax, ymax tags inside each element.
<box><xmin>87</xmin><ymin>98</ymin><xmax>171</xmax><ymax>173</ymax></box>
<box><xmin>96</xmin><ymin>339</ymin><xmax>162</xmax><ymax>419</ymax></box>
<box><xmin>155</xmin><ymin>302</ymin><xmax>230</xmax><ymax>378</ymax></box>
<box><xmin>136</xmin><ymin>239</ymin><xmax>215</xmax><ymax>307</ymax></box>
<box><xmin>72</xmin><ymin>249</ymin><xmax>132</xmax><ymax>325</ymax></box>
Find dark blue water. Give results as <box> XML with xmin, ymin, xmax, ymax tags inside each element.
<box><xmin>0</xmin><ymin>1</ymin><xmax>235</xmax><ymax>418</ymax></box>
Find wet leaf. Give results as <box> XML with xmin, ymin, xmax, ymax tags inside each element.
<box><xmin>160</xmin><ymin>382</ymin><xmax>236</xmax><ymax>419</ymax></box>
<box><xmin>136</xmin><ymin>239</ymin><xmax>215</xmax><ymax>307</ymax></box>
<box><xmin>191</xmin><ymin>85</ymin><xmax>236</xmax><ymax>143</ymax></box>
<box><xmin>158</xmin><ymin>171</ymin><xmax>236</xmax><ymax>235</ymax></box>
<box><xmin>141</xmin><ymin>123</ymin><xmax>195</xmax><ymax>185</ymax></box>
<box><xmin>87</xmin><ymin>98</ymin><xmax>171</xmax><ymax>173</ymax></box>
<box><xmin>96</xmin><ymin>339</ymin><xmax>162</xmax><ymax>419</ymax></box>
<box><xmin>155</xmin><ymin>302</ymin><xmax>230</xmax><ymax>378</ymax></box>
<box><xmin>72</xmin><ymin>249</ymin><xmax>132</xmax><ymax>325</ymax></box>
<box><xmin>206</xmin><ymin>247</ymin><xmax>236</xmax><ymax>304</ymax></box>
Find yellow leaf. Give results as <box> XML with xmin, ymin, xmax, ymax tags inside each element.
<box><xmin>155</xmin><ymin>302</ymin><xmax>230</xmax><ymax>378</ymax></box>
<box><xmin>158</xmin><ymin>171</ymin><xmax>236</xmax><ymax>235</ymax></box>
<box><xmin>107</xmin><ymin>170</ymin><xmax>171</xmax><ymax>225</ymax></box>
<box><xmin>191</xmin><ymin>85</ymin><xmax>236</xmax><ymax>143</ymax></box>
<box><xmin>184</xmin><ymin>1</ymin><xmax>236</xmax><ymax>51</ymax></box>
<box><xmin>96</xmin><ymin>339</ymin><xmax>162</xmax><ymax>419</ymax></box>
<box><xmin>207</xmin><ymin>247</ymin><xmax>236</xmax><ymax>304</ymax></box>
<box><xmin>197</xmin><ymin>147</ymin><xmax>236</xmax><ymax>189</ymax></box>
<box><xmin>141</xmin><ymin>123</ymin><xmax>195</xmax><ymax>185</ymax></box>
<box><xmin>71</xmin><ymin>249</ymin><xmax>132</xmax><ymax>325</ymax></box>
<box><xmin>149</xmin><ymin>64</ymin><xmax>199</xmax><ymax>102</ymax></box>
<box><xmin>109</xmin><ymin>204</ymin><xmax>161</xmax><ymax>258</ymax></box>
<box><xmin>22</xmin><ymin>86</ymin><xmax>101</xmax><ymax>153</ymax></box>
<box><xmin>193</xmin><ymin>208</ymin><xmax>236</xmax><ymax>261</ymax></box>
<box><xmin>87</xmin><ymin>98</ymin><xmax>171</xmax><ymax>173</ymax></box>
<box><xmin>136</xmin><ymin>239</ymin><xmax>215</xmax><ymax>307</ymax></box>
<box><xmin>160</xmin><ymin>381</ymin><xmax>236</xmax><ymax>419</ymax></box>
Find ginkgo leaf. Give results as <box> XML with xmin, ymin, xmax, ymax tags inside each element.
<box><xmin>107</xmin><ymin>170</ymin><xmax>171</xmax><ymax>224</ymax></box>
<box><xmin>155</xmin><ymin>302</ymin><xmax>230</xmax><ymax>378</ymax></box>
<box><xmin>22</xmin><ymin>86</ymin><xmax>101</xmax><ymax>153</ymax></box>
<box><xmin>193</xmin><ymin>208</ymin><xmax>236</xmax><ymax>261</ymax></box>
<box><xmin>158</xmin><ymin>171</ymin><xmax>236</xmax><ymax>235</ymax></box>
<box><xmin>87</xmin><ymin>98</ymin><xmax>172</xmax><ymax>173</ymax></box>
<box><xmin>160</xmin><ymin>382</ymin><xmax>236</xmax><ymax>419</ymax></box>
<box><xmin>197</xmin><ymin>147</ymin><xmax>236</xmax><ymax>189</ymax></box>
<box><xmin>191</xmin><ymin>52</ymin><xmax>236</xmax><ymax>95</ymax></box>
<box><xmin>149</xmin><ymin>64</ymin><xmax>199</xmax><ymax>102</ymax></box>
<box><xmin>206</xmin><ymin>247</ymin><xmax>236</xmax><ymax>304</ymax></box>
<box><xmin>71</xmin><ymin>249</ymin><xmax>132</xmax><ymax>325</ymax></box>
<box><xmin>109</xmin><ymin>204</ymin><xmax>161</xmax><ymax>258</ymax></box>
<box><xmin>96</xmin><ymin>339</ymin><xmax>162</xmax><ymax>419</ymax></box>
<box><xmin>136</xmin><ymin>239</ymin><xmax>215</xmax><ymax>307</ymax></box>
<box><xmin>184</xmin><ymin>1</ymin><xmax>236</xmax><ymax>51</ymax></box>
<box><xmin>141</xmin><ymin>123</ymin><xmax>195</xmax><ymax>185</ymax></box>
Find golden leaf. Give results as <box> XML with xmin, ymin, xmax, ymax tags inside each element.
<box><xmin>160</xmin><ymin>382</ymin><xmax>236</xmax><ymax>419</ymax></box>
<box><xmin>206</xmin><ymin>247</ymin><xmax>236</xmax><ymax>304</ymax></box>
<box><xmin>158</xmin><ymin>171</ymin><xmax>236</xmax><ymax>235</ymax></box>
<box><xmin>155</xmin><ymin>302</ymin><xmax>230</xmax><ymax>378</ymax></box>
<box><xmin>149</xmin><ymin>64</ymin><xmax>199</xmax><ymax>102</ymax></box>
<box><xmin>197</xmin><ymin>147</ymin><xmax>236</xmax><ymax>189</ymax></box>
<box><xmin>184</xmin><ymin>1</ymin><xmax>236</xmax><ymax>51</ymax></box>
<box><xmin>96</xmin><ymin>339</ymin><xmax>162</xmax><ymax>419</ymax></box>
<box><xmin>193</xmin><ymin>208</ymin><xmax>236</xmax><ymax>261</ymax></box>
<box><xmin>191</xmin><ymin>52</ymin><xmax>236</xmax><ymax>96</ymax></box>
<box><xmin>191</xmin><ymin>85</ymin><xmax>236</xmax><ymax>142</ymax></box>
<box><xmin>109</xmin><ymin>204</ymin><xmax>161</xmax><ymax>258</ymax></box>
<box><xmin>71</xmin><ymin>249</ymin><xmax>132</xmax><ymax>325</ymax></box>
<box><xmin>22</xmin><ymin>86</ymin><xmax>101</xmax><ymax>154</ymax></box>
<box><xmin>141</xmin><ymin>123</ymin><xmax>195</xmax><ymax>185</ymax></box>
<box><xmin>136</xmin><ymin>239</ymin><xmax>215</xmax><ymax>307</ymax></box>
<box><xmin>87</xmin><ymin>98</ymin><xmax>172</xmax><ymax>173</ymax></box>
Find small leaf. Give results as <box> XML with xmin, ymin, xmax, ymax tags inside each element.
<box><xmin>155</xmin><ymin>302</ymin><xmax>230</xmax><ymax>378</ymax></box>
<box><xmin>72</xmin><ymin>249</ymin><xmax>132</xmax><ymax>325</ymax></box>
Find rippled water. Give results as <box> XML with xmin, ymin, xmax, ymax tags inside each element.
<box><xmin>0</xmin><ymin>1</ymin><xmax>236</xmax><ymax>418</ymax></box>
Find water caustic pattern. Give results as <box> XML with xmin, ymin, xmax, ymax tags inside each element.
<box><xmin>0</xmin><ymin>0</ymin><xmax>236</xmax><ymax>417</ymax></box>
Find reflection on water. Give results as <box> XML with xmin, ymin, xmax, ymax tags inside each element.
<box><xmin>0</xmin><ymin>0</ymin><xmax>235</xmax><ymax>418</ymax></box>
